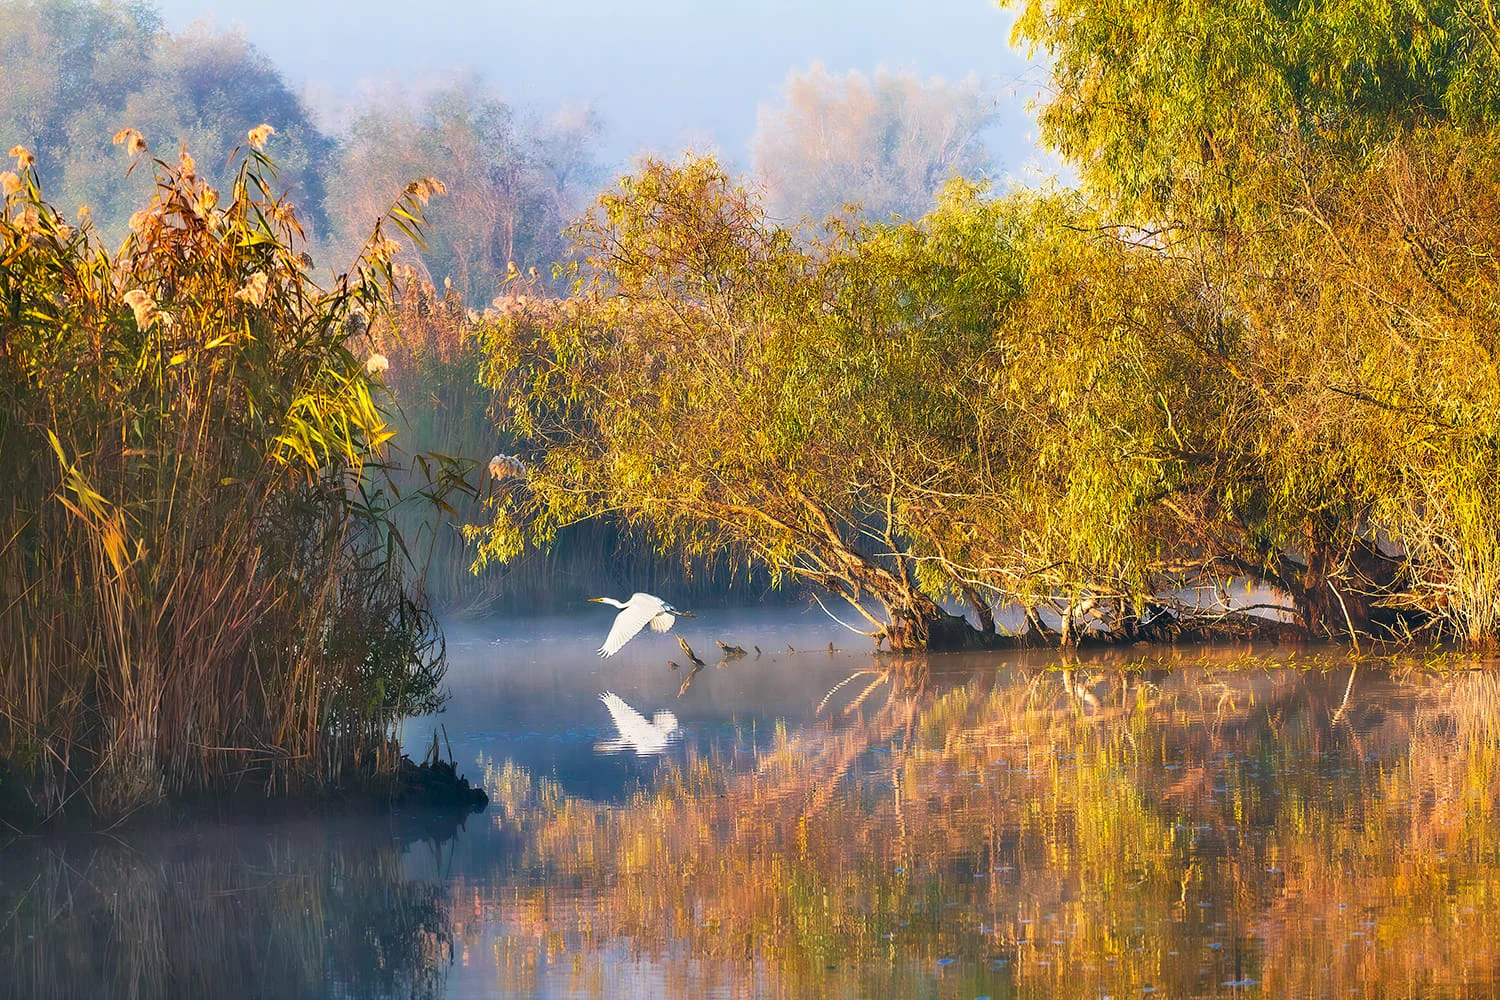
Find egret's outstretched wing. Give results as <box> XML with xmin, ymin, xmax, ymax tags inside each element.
<box><xmin>648</xmin><ymin>611</ymin><xmax>676</xmax><ymax>633</ymax></box>
<box><xmin>597</xmin><ymin>594</ymin><xmax>668</xmax><ymax>657</ymax></box>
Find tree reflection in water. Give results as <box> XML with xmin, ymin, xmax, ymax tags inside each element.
<box><xmin>0</xmin><ymin>819</ymin><xmax>454</xmax><ymax>1000</ymax></box>
<box><xmin>5</xmin><ymin>655</ymin><xmax>1499</xmax><ymax>998</ymax></box>
<box><xmin>470</xmin><ymin>657</ymin><xmax>1500</xmax><ymax>998</ymax></box>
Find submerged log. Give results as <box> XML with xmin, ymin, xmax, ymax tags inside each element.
<box><xmin>393</xmin><ymin>756</ymin><xmax>489</xmax><ymax>812</ymax></box>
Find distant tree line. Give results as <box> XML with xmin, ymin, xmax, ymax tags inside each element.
<box><xmin>0</xmin><ymin>1</ymin><xmax>607</xmax><ymax>308</ymax></box>
<box><xmin>751</xmin><ymin>62</ymin><xmax>997</xmax><ymax>223</ymax></box>
<box><xmin>1</xmin><ymin>1</ymin><xmax>997</xmax><ymax>312</ymax></box>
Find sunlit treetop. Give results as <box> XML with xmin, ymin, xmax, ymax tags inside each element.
<box><xmin>1005</xmin><ymin>0</ymin><xmax>1500</xmax><ymax>221</ymax></box>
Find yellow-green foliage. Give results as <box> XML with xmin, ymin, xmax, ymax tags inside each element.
<box><xmin>473</xmin><ymin>123</ymin><xmax>1500</xmax><ymax>646</ymax></box>
<box><xmin>1006</xmin><ymin>0</ymin><xmax>1500</xmax><ymax>222</ymax></box>
<box><xmin>469</xmin><ymin>156</ymin><xmax>1257</xmax><ymax>642</ymax></box>
<box><xmin>0</xmin><ymin>136</ymin><xmax>446</xmax><ymax>825</ymax></box>
<box><xmin>473</xmin><ymin>158</ymin><xmax>1128</xmax><ymax>640</ymax></box>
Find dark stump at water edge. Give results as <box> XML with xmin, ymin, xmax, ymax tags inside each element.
<box><xmin>394</xmin><ymin>756</ymin><xmax>490</xmax><ymax>812</ymax></box>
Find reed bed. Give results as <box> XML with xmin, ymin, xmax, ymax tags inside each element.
<box><xmin>0</xmin><ymin>137</ymin><xmax>446</xmax><ymax>827</ymax></box>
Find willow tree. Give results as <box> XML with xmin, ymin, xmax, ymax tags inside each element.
<box><xmin>470</xmin><ymin>158</ymin><xmax>1024</xmax><ymax>648</ymax></box>
<box><xmin>1228</xmin><ymin>132</ymin><xmax>1500</xmax><ymax>644</ymax></box>
<box><xmin>469</xmin><ymin>156</ymin><xmax>1259</xmax><ymax>648</ymax></box>
<box><xmin>1003</xmin><ymin>0</ymin><xmax>1500</xmax><ymax>644</ymax></box>
<box><xmin>1006</xmin><ymin>0</ymin><xmax>1500</xmax><ymax>223</ymax></box>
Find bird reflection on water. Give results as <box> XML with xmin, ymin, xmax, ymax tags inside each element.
<box><xmin>594</xmin><ymin>691</ymin><xmax>681</xmax><ymax>755</ymax></box>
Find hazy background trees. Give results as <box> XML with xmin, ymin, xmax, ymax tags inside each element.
<box><xmin>325</xmin><ymin>86</ymin><xmax>603</xmax><ymax>305</ymax></box>
<box><xmin>1</xmin><ymin>3</ymin><xmax>996</xmax><ymax>274</ymax></box>
<box><xmin>751</xmin><ymin>64</ymin><xmax>997</xmax><ymax>223</ymax></box>
<box><xmin>0</xmin><ymin>2</ymin><xmax>605</xmax><ymax>299</ymax></box>
<box><xmin>0</xmin><ymin>0</ymin><xmax>329</xmax><ymax>242</ymax></box>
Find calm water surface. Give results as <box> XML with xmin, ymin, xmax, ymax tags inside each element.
<box><xmin>4</xmin><ymin>606</ymin><xmax>1500</xmax><ymax>998</ymax></box>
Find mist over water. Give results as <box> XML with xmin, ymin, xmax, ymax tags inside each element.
<box><xmin>412</xmin><ymin>606</ymin><xmax>860</xmax><ymax>801</ymax></box>
<box><xmin>7</xmin><ymin>608</ymin><xmax>1500</xmax><ymax>998</ymax></box>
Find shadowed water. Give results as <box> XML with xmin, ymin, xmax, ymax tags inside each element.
<box><xmin>4</xmin><ymin>606</ymin><xmax>1500</xmax><ymax>998</ymax></box>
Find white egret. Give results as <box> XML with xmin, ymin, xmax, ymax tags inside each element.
<box><xmin>595</xmin><ymin>691</ymin><xmax>680</xmax><ymax>755</ymax></box>
<box><xmin>589</xmin><ymin>592</ymin><xmax>694</xmax><ymax>657</ymax></box>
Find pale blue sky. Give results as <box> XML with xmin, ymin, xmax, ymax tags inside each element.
<box><xmin>152</xmin><ymin>0</ymin><xmax>1057</xmax><ymax>178</ymax></box>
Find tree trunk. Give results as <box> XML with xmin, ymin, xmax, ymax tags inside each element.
<box><xmin>1295</xmin><ymin>539</ymin><xmax>1378</xmax><ymax>640</ymax></box>
<box><xmin>1060</xmin><ymin>602</ymin><xmax>1077</xmax><ymax>649</ymax></box>
<box><xmin>882</xmin><ymin>596</ymin><xmax>1009</xmax><ymax>652</ymax></box>
<box><xmin>959</xmin><ymin>580</ymin><xmax>995</xmax><ymax>633</ymax></box>
<box><xmin>1023</xmin><ymin>603</ymin><xmax>1057</xmax><ymax>647</ymax></box>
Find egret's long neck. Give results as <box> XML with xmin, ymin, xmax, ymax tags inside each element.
<box><xmin>594</xmin><ymin>597</ymin><xmax>628</xmax><ymax>609</ymax></box>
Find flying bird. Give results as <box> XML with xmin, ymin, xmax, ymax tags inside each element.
<box><xmin>595</xmin><ymin>691</ymin><xmax>680</xmax><ymax>755</ymax></box>
<box><xmin>589</xmin><ymin>592</ymin><xmax>694</xmax><ymax>657</ymax></box>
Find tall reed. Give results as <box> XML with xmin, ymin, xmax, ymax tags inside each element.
<box><xmin>0</xmin><ymin>136</ymin><xmax>446</xmax><ymax>826</ymax></box>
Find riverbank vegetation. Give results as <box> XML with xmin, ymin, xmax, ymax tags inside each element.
<box><xmin>7</xmin><ymin>0</ymin><xmax>1500</xmax><ymax>825</ymax></box>
<box><xmin>467</xmin><ymin>2</ymin><xmax>1500</xmax><ymax>651</ymax></box>
<box><xmin>0</xmin><ymin>136</ymin><xmax>448</xmax><ymax>827</ymax></box>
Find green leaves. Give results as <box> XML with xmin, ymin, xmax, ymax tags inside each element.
<box><xmin>473</xmin><ymin>155</ymin><xmax>1178</xmax><ymax>628</ymax></box>
<box><xmin>1006</xmin><ymin>0</ymin><xmax>1500</xmax><ymax>224</ymax></box>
